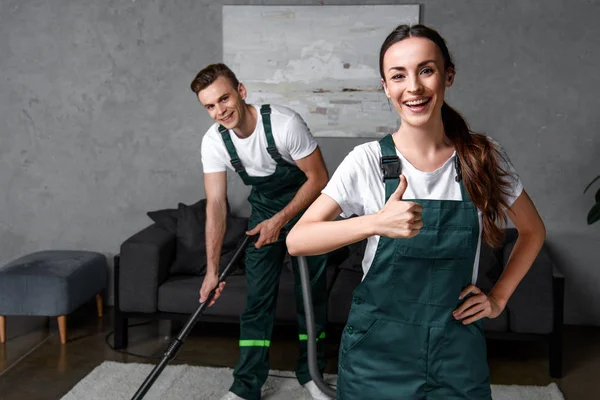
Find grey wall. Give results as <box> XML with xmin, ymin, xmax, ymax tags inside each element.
<box><xmin>1</xmin><ymin>0</ymin><xmax>599</xmax><ymax>325</ymax></box>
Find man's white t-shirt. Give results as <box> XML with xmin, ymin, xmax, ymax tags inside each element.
<box><xmin>322</xmin><ymin>138</ymin><xmax>523</xmax><ymax>284</ymax></box>
<box><xmin>201</xmin><ymin>104</ymin><xmax>318</xmax><ymax>176</ymax></box>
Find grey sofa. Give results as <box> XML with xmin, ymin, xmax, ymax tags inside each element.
<box><xmin>113</xmin><ymin>215</ymin><xmax>348</xmax><ymax>346</ymax></box>
<box><xmin>114</xmin><ymin>224</ymin><xmax>563</xmax><ymax>378</ymax></box>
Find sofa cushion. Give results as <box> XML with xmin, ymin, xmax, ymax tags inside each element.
<box><xmin>158</xmin><ymin>270</ymin><xmax>297</xmax><ymax>321</ymax></box>
<box><xmin>170</xmin><ymin>203</ymin><xmax>206</xmax><ymax>275</ymax></box>
<box><xmin>147</xmin><ymin>198</ymin><xmax>214</xmax><ymax>234</ymax></box>
<box><xmin>158</xmin><ymin>263</ymin><xmax>339</xmax><ymax>322</ymax></box>
<box><xmin>218</xmin><ymin>245</ymin><xmax>247</xmax><ymax>276</ymax></box>
<box><xmin>158</xmin><ymin>275</ymin><xmax>246</xmax><ymax>317</ymax></box>
<box><xmin>169</xmin><ymin>202</ymin><xmax>247</xmax><ymax>276</ymax></box>
<box><xmin>147</xmin><ymin>208</ymin><xmax>178</xmax><ymax>233</ymax></box>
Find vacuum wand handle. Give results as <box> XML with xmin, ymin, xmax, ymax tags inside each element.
<box><xmin>130</xmin><ymin>234</ymin><xmax>254</xmax><ymax>400</ymax></box>
<box><xmin>178</xmin><ymin>234</ymin><xmax>253</xmax><ymax>341</ymax></box>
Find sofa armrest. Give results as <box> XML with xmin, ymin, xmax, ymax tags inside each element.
<box><xmin>118</xmin><ymin>224</ymin><xmax>176</xmax><ymax>313</ymax></box>
<box><xmin>504</xmin><ymin>241</ymin><xmax>555</xmax><ymax>334</ymax></box>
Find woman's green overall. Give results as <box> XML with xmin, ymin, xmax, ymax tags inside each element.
<box><xmin>336</xmin><ymin>134</ymin><xmax>491</xmax><ymax>400</ymax></box>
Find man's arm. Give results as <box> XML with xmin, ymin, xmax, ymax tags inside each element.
<box><xmin>204</xmin><ymin>171</ymin><xmax>228</xmax><ymax>276</ymax></box>
<box><xmin>275</xmin><ymin>147</ymin><xmax>329</xmax><ymax>226</ymax></box>
<box><xmin>247</xmin><ymin>147</ymin><xmax>329</xmax><ymax>248</ymax></box>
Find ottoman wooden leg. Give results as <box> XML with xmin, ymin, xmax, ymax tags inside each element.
<box><xmin>96</xmin><ymin>294</ymin><xmax>103</xmax><ymax>318</ymax></box>
<box><xmin>57</xmin><ymin>316</ymin><xmax>67</xmax><ymax>344</ymax></box>
<box><xmin>0</xmin><ymin>316</ymin><xmax>5</xmax><ymax>343</ymax></box>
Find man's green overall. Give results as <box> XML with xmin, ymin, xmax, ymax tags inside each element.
<box><xmin>218</xmin><ymin>105</ymin><xmax>328</xmax><ymax>400</ymax></box>
<box><xmin>336</xmin><ymin>134</ymin><xmax>491</xmax><ymax>399</ymax></box>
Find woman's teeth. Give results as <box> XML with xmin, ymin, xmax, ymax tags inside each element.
<box><xmin>405</xmin><ymin>98</ymin><xmax>429</xmax><ymax>106</ymax></box>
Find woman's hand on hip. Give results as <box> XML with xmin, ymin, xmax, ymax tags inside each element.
<box><xmin>452</xmin><ymin>284</ymin><xmax>505</xmax><ymax>324</ymax></box>
<box><xmin>373</xmin><ymin>175</ymin><xmax>423</xmax><ymax>239</ymax></box>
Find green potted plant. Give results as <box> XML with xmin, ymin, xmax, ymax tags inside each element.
<box><xmin>584</xmin><ymin>175</ymin><xmax>600</xmax><ymax>225</ymax></box>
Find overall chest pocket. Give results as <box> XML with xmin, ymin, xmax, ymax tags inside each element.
<box><xmin>396</xmin><ymin>226</ymin><xmax>473</xmax><ymax>260</ymax></box>
<box><xmin>392</xmin><ymin>226</ymin><xmax>475</xmax><ymax>306</ymax></box>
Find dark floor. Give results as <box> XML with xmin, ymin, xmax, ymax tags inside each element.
<box><xmin>1</xmin><ymin>303</ymin><xmax>599</xmax><ymax>400</ymax></box>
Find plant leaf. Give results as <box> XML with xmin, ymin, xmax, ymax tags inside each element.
<box><xmin>596</xmin><ymin>187</ymin><xmax>600</xmax><ymax>203</ymax></box>
<box><xmin>584</xmin><ymin>175</ymin><xmax>600</xmax><ymax>193</ymax></box>
<box><xmin>588</xmin><ymin>202</ymin><xmax>600</xmax><ymax>225</ymax></box>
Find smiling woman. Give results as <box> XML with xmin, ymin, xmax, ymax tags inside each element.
<box><xmin>286</xmin><ymin>24</ymin><xmax>546</xmax><ymax>400</ymax></box>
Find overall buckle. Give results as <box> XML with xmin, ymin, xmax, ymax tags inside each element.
<box><xmin>380</xmin><ymin>156</ymin><xmax>401</xmax><ymax>182</ymax></box>
<box><xmin>266</xmin><ymin>146</ymin><xmax>282</xmax><ymax>161</ymax></box>
<box><xmin>260</xmin><ymin>105</ymin><xmax>271</xmax><ymax>116</ymax></box>
<box><xmin>230</xmin><ymin>158</ymin><xmax>245</xmax><ymax>173</ymax></box>
<box><xmin>454</xmin><ymin>156</ymin><xmax>462</xmax><ymax>182</ymax></box>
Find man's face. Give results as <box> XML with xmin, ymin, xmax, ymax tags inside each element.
<box><xmin>197</xmin><ymin>76</ymin><xmax>247</xmax><ymax>129</ymax></box>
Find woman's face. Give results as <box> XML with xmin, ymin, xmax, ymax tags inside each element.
<box><xmin>381</xmin><ymin>37</ymin><xmax>453</xmax><ymax>129</ymax></box>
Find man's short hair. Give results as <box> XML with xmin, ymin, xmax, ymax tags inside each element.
<box><xmin>190</xmin><ymin>63</ymin><xmax>240</xmax><ymax>95</ymax></box>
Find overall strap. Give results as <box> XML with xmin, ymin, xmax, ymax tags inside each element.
<box><xmin>260</xmin><ymin>104</ymin><xmax>288</xmax><ymax>167</ymax></box>
<box><xmin>218</xmin><ymin>124</ymin><xmax>246</xmax><ymax>174</ymax></box>
<box><xmin>454</xmin><ymin>154</ymin><xmax>470</xmax><ymax>201</ymax></box>
<box><xmin>379</xmin><ymin>134</ymin><xmax>402</xmax><ymax>202</ymax></box>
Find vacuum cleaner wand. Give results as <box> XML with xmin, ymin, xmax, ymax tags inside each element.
<box><xmin>130</xmin><ymin>234</ymin><xmax>253</xmax><ymax>400</ymax></box>
<box><xmin>298</xmin><ymin>255</ymin><xmax>337</xmax><ymax>398</ymax></box>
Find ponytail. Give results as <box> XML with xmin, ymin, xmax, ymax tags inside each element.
<box><xmin>442</xmin><ymin>103</ymin><xmax>514</xmax><ymax>247</ymax></box>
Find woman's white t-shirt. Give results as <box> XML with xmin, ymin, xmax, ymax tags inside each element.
<box><xmin>321</xmin><ymin>138</ymin><xmax>523</xmax><ymax>284</ymax></box>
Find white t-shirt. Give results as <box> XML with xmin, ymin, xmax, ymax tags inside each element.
<box><xmin>322</xmin><ymin>137</ymin><xmax>524</xmax><ymax>283</ymax></box>
<box><xmin>201</xmin><ymin>104</ymin><xmax>318</xmax><ymax>176</ymax></box>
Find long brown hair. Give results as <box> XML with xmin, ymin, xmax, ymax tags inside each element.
<box><xmin>380</xmin><ymin>24</ymin><xmax>515</xmax><ymax>247</ymax></box>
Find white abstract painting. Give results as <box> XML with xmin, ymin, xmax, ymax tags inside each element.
<box><xmin>223</xmin><ymin>5</ymin><xmax>420</xmax><ymax>138</ymax></box>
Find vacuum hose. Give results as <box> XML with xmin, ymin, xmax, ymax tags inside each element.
<box><xmin>298</xmin><ymin>255</ymin><xmax>337</xmax><ymax>398</ymax></box>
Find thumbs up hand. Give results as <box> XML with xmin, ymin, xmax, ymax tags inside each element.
<box><xmin>373</xmin><ymin>175</ymin><xmax>423</xmax><ymax>239</ymax></box>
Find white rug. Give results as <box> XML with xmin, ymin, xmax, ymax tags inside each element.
<box><xmin>61</xmin><ymin>361</ymin><xmax>565</xmax><ymax>400</ymax></box>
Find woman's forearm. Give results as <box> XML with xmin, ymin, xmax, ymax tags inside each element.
<box><xmin>287</xmin><ymin>214</ymin><xmax>378</xmax><ymax>256</ymax></box>
<box><xmin>489</xmin><ymin>231</ymin><xmax>546</xmax><ymax>307</ymax></box>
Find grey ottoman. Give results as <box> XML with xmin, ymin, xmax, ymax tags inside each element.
<box><xmin>0</xmin><ymin>250</ymin><xmax>108</xmax><ymax>344</ymax></box>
